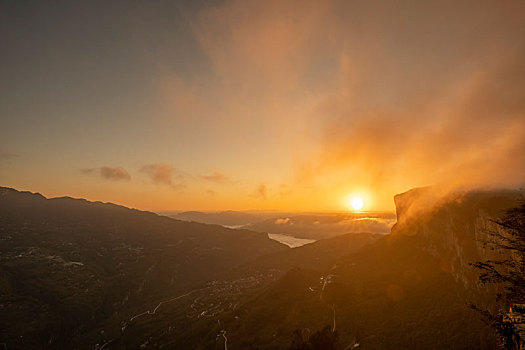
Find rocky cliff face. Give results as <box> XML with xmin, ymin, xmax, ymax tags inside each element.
<box><xmin>392</xmin><ymin>187</ymin><xmax>519</xmax><ymax>290</ymax></box>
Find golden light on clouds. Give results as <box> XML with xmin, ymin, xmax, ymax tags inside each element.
<box><xmin>1</xmin><ymin>0</ymin><xmax>524</xmax><ymax>212</ymax></box>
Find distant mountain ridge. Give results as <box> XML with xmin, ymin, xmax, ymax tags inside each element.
<box><xmin>170</xmin><ymin>210</ymin><xmax>262</xmax><ymax>226</ymax></box>
<box><xmin>167</xmin><ymin>210</ymin><xmax>397</xmax><ymax>241</ymax></box>
<box><xmin>243</xmin><ymin>212</ymin><xmax>396</xmax><ymax>239</ymax></box>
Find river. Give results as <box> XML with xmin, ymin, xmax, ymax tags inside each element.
<box><xmin>267</xmin><ymin>233</ymin><xmax>315</xmax><ymax>248</ymax></box>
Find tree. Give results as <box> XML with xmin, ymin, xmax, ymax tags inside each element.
<box><xmin>471</xmin><ymin>195</ymin><xmax>525</xmax><ymax>348</ymax></box>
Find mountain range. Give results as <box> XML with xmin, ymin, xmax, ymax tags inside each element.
<box><xmin>0</xmin><ymin>186</ymin><xmax>519</xmax><ymax>349</ymax></box>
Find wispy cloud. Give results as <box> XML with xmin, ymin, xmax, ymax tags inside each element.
<box><xmin>80</xmin><ymin>166</ymin><xmax>131</xmax><ymax>181</ymax></box>
<box><xmin>140</xmin><ymin>163</ymin><xmax>186</xmax><ymax>190</ymax></box>
<box><xmin>199</xmin><ymin>172</ymin><xmax>232</xmax><ymax>184</ymax></box>
<box><xmin>306</xmin><ymin>48</ymin><xmax>525</xmax><ymax>196</ymax></box>
<box><xmin>0</xmin><ymin>152</ymin><xmax>18</xmax><ymax>160</ymax></box>
<box><xmin>249</xmin><ymin>183</ymin><xmax>267</xmax><ymax>200</ymax></box>
<box><xmin>0</xmin><ymin>152</ymin><xmax>19</xmax><ymax>164</ymax></box>
<box><xmin>100</xmin><ymin>167</ymin><xmax>131</xmax><ymax>181</ymax></box>
<box><xmin>185</xmin><ymin>0</ymin><xmax>525</xmax><ymax>209</ymax></box>
<box><xmin>80</xmin><ymin>168</ymin><xmax>95</xmax><ymax>175</ymax></box>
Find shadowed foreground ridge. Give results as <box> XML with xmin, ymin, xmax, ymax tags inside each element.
<box><xmin>0</xmin><ymin>186</ymin><xmax>521</xmax><ymax>349</ymax></box>
<box><xmin>0</xmin><ymin>187</ymin><xmax>287</xmax><ymax>349</ymax></box>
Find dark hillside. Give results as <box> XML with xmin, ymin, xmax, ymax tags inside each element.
<box><xmin>0</xmin><ymin>187</ymin><xmax>287</xmax><ymax>349</ymax></box>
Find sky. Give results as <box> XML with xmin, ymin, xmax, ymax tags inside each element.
<box><xmin>1</xmin><ymin>0</ymin><xmax>524</xmax><ymax>212</ymax></box>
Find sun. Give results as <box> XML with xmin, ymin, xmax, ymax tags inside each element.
<box><xmin>346</xmin><ymin>195</ymin><xmax>365</xmax><ymax>211</ymax></box>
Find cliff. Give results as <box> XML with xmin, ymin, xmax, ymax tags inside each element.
<box><xmin>393</xmin><ymin>187</ymin><xmax>520</xmax><ymax>289</ymax></box>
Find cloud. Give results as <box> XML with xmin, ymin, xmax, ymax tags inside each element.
<box><xmin>261</xmin><ymin>0</ymin><xmax>525</xmax><ymax>207</ymax></box>
<box><xmin>156</xmin><ymin>74</ymin><xmax>211</xmax><ymax>124</ymax></box>
<box><xmin>249</xmin><ymin>183</ymin><xmax>268</xmax><ymax>200</ymax></box>
<box><xmin>274</xmin><ymin>218</ymin><xmax>291</xmax><ymax>225</ymax></box>
<box><xmin>157</xmin><ymin>0</ymin><xmax>525</xmax><ymax>209</ymax></box>
<box><xmin>277</xmin><ymin>184</ymin><xmax>293</xmax><ymax>198</ymax></box>
<box><xmin>80</xmin><ymin>166</ymin><xmax>131</xmax><ymax>181</ymax></box>
<box><xmin>80</xmin><ymin>168</ymin><xmax>95</xmax><ymax>175</ymax></box>
<box><xmin>257</xmin><ymin>184</ymin><xmax>267</xmax><ymax>199</ymax></box>
<box><xmin>199</xmin><ymin>172</ymin><xmax>232</xmax><ymax>184</ymax></box>
<box><xmin>140</xmin><ymin>163</ymin><xmax>186</xmax><ymax>190</ymax></box>
<box><xmin>310</xmin><ymin>47</ymin><xmax>525</xmax><ymax>195</ymax></box>
<box><xmin>0</xmin><ymin>151</ymin><xmax>18</xmax><ymax>165</ymax></box>
<box><xmin>194</xmin><ymin>0</ymin><xmax>332</xmax><ymax>95</ymax></box>
<box><xmin>0</xmin><ymin>152</ymin><xmax>18</xmax><ymax>161</ymax></box>
<box><xmin>100</xmin><ymin>167</ymin><xmax>131</xmax><ymax>181</ymax></box>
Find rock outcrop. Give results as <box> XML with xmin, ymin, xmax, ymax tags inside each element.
<box><xmin>393</xmin><ymin>187</ymin><xmax>520</xmax><ymax>289</ymax></box>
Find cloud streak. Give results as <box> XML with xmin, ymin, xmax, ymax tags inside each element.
<box><xmin>100</xmin><ymin>167</ymin><xmax>131</xmax><ymax>181</ymax></box>
<box><xmin>0</xmin><ymin>152</ymin><xmax>18</xmax><ymax>160</ymax></box>
<box><xmin>140</xmin><ymin>163</ymin><xmax>186</xmax><ymax>190</ymax></box>
<box><xmin>250</xmin><ymin>184</ymin><xmax>267</xmax><ymax>200</ymax></box>
<box><xmin>199</xmin><ymin>172</ymin><xmax>232</xmax><ymax>184</ymax></box>
<box><xmin>0</xmin><ymin>152</ymin><xmax>18</xmax><ymax>165</ymax></box>
<box><xmin>81</xmin><ymin>166</ymin><xmax>131</xmax><ymax>181</ymax></box>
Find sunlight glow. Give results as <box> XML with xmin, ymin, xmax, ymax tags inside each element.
<box><xmin>351</xmin><ymin>197</ymin><xmax>364</xmax><ymax>210</ymax></box>
<box><xmin>346</xmin><ymin>195</ymin><xmax>365</xmax><ymax>211</ymax></box>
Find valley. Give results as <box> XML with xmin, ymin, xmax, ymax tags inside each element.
<box><xmin>0</xmin><ymin>186</ymin><xmax>521</xmax><ymax>349</ymax></box>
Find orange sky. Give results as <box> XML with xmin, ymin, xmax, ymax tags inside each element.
<box><xmin>1</xmin><ymin>0</ymin><xmax>524</xmax><ymax>212</ymax></box>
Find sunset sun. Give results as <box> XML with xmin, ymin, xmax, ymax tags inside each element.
<box><xmin>347</xmin><ymin>195</ymin><xmax>365</xmax><ymax>211</ymax></box>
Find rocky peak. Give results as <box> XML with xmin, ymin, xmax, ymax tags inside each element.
<box><xmin>392</xmin><ymin>187</ymin><xmax>520</xmax><ymax>289</ymax></box>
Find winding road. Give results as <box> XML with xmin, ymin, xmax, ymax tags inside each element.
<box><xmin>128</xmin><ymin>286</ymin><xmax>213</xmax><ymax>323</ymax></box>
<box><xmin>219</xmin><ymin>330</ymin><xmax>228</xmax><ymax>350</ymax></box>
